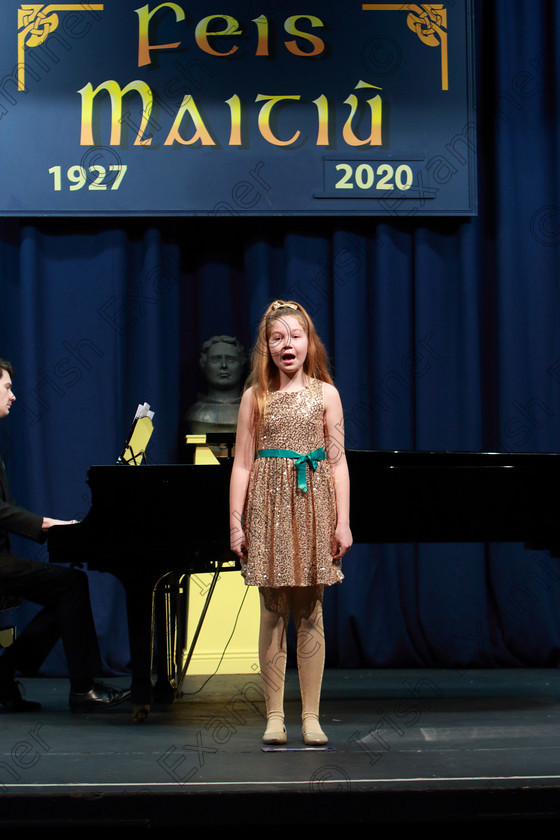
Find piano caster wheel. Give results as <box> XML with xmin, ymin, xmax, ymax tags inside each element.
<box><xmin>133</xmin><ymin>704</ymin><xmax>150</xmax><ymax>722</ymax></box>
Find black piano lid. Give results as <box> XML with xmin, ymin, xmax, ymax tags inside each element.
<box><xmin>345</xmin><ymin>449</ymin><xmax>560</xmax><ymax>467</ymax></box>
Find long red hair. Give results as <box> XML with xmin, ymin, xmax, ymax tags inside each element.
<box><xmin>246</xmin><ymin>300</ymin><xmax>333</xmax><ymax>432</ymax></box>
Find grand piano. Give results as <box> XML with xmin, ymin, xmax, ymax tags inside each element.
<box><xmin>48</xmin><ymin>459</ymin><xmax>237</xmax><ymax>715</ymax></box>
<box><xmin>47</xmin><ymin>448</ymin><xmax>560</xmax><ymax>714</ymax></box>
<box><xmin>346</xmin><ymin>449</ymin><xmax>559</xmax><ymax>546</ymax></box>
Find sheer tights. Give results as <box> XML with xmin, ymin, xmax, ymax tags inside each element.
<box><xmin>258</xmin><ymin>585</ymin><xmax>326</xmax><ymax>742</ymax></box>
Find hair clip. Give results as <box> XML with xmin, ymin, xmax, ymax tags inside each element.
<box><xmin>270</xmin><ymin>300</ymin><xmax>298</xmax><ymax>311</ymax></box>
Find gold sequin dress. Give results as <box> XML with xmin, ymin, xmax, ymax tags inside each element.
<box><xmin>242</xmin><ymin>378</ymin><xmax>343</xmax><ymax>588</ymax></box>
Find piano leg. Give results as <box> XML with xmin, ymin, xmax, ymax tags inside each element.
<box><xmin>117</xmin><ymin>571</ymin><xmax>160</xmax><ymax>719</ymax></box>
<box><xmin>116</xmin><ymin>558</ymin><xmax>236</xmax><ymax>719</ymax></box>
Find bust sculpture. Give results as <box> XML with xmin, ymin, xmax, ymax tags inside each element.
<box><xmin>185</xmin><ymin>335</ymin><xmax>245</xmax><ymax>434</ymax></box>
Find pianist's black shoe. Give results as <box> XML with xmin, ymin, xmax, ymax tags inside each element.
<box><xmin>69</xmin><ymin>681</ymin><xmax>131</xmax><ymax>712</ymax></box>
<box><xmin>0</xmin><ymin>679</ymin><xmax>42</xmax><ymax>712</ymax></box>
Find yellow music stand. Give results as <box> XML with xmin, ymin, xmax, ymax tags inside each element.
<box><xmin>119</xmin><ymin>414</ymin><xmax>154</xmax><ymax>465</ymax></box>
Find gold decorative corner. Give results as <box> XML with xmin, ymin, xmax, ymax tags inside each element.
<box><xmin>18</xmin><ymin>4</ymin><xmax>104</xmax><ymax>91</ymax></box>
<box><xmin>362</xmin><ymin>3</ymin><xmax>449</xmax><ymax>91</ymax></box>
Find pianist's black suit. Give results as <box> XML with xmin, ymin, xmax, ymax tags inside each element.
<box><xmin>0</xmin><ymin>457</ymin><xmax>102</xmax><ymax>690</ymax></box>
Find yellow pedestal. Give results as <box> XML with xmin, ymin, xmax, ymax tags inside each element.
<box><xmin>185</xmin><ymin>571</ymin><xmax>259</xmax><ymax>675</ymax></box>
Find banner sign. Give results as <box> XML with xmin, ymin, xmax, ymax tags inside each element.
<box><xmin>0</xmin><ymin>2</ymin><xmax>476</xmax><ymax>217</ymax></box>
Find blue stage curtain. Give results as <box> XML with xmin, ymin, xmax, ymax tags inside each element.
<box><xmin>2</xmin><ymin>0</ymin><xmax>560</xmax><ymax>676</ymax></box>
<box><xmin>0</xmin><ymin>221</ymin><xmax>182</xmax><ymax>675</ymax></box>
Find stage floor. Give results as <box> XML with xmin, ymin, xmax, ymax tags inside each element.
<box><xmin>2</xmin><ymin>668</ymin><xmax>560</xmax><ymax>826</ymax></box>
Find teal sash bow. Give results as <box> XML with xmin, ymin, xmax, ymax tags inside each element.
<box><xmin>256</xmin><ymin>446</ymin><xmax>326</xmax><ymax>492</ymax></box>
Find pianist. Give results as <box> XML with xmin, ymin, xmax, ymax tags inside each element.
<box><xmin>0</xmin><ymin>358</ymin><xmax>130</xmax><ymax>713</ymax></box>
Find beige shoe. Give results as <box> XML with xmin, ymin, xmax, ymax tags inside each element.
<box><xmin>302</xmin><ymin>714</ymin><xmax>328</xmax><ymax>746</ymax></box>
<box><xmin>263</xmin><ymin>715</ymin><xmax>287</xmax><ymax>744</ymax></box>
